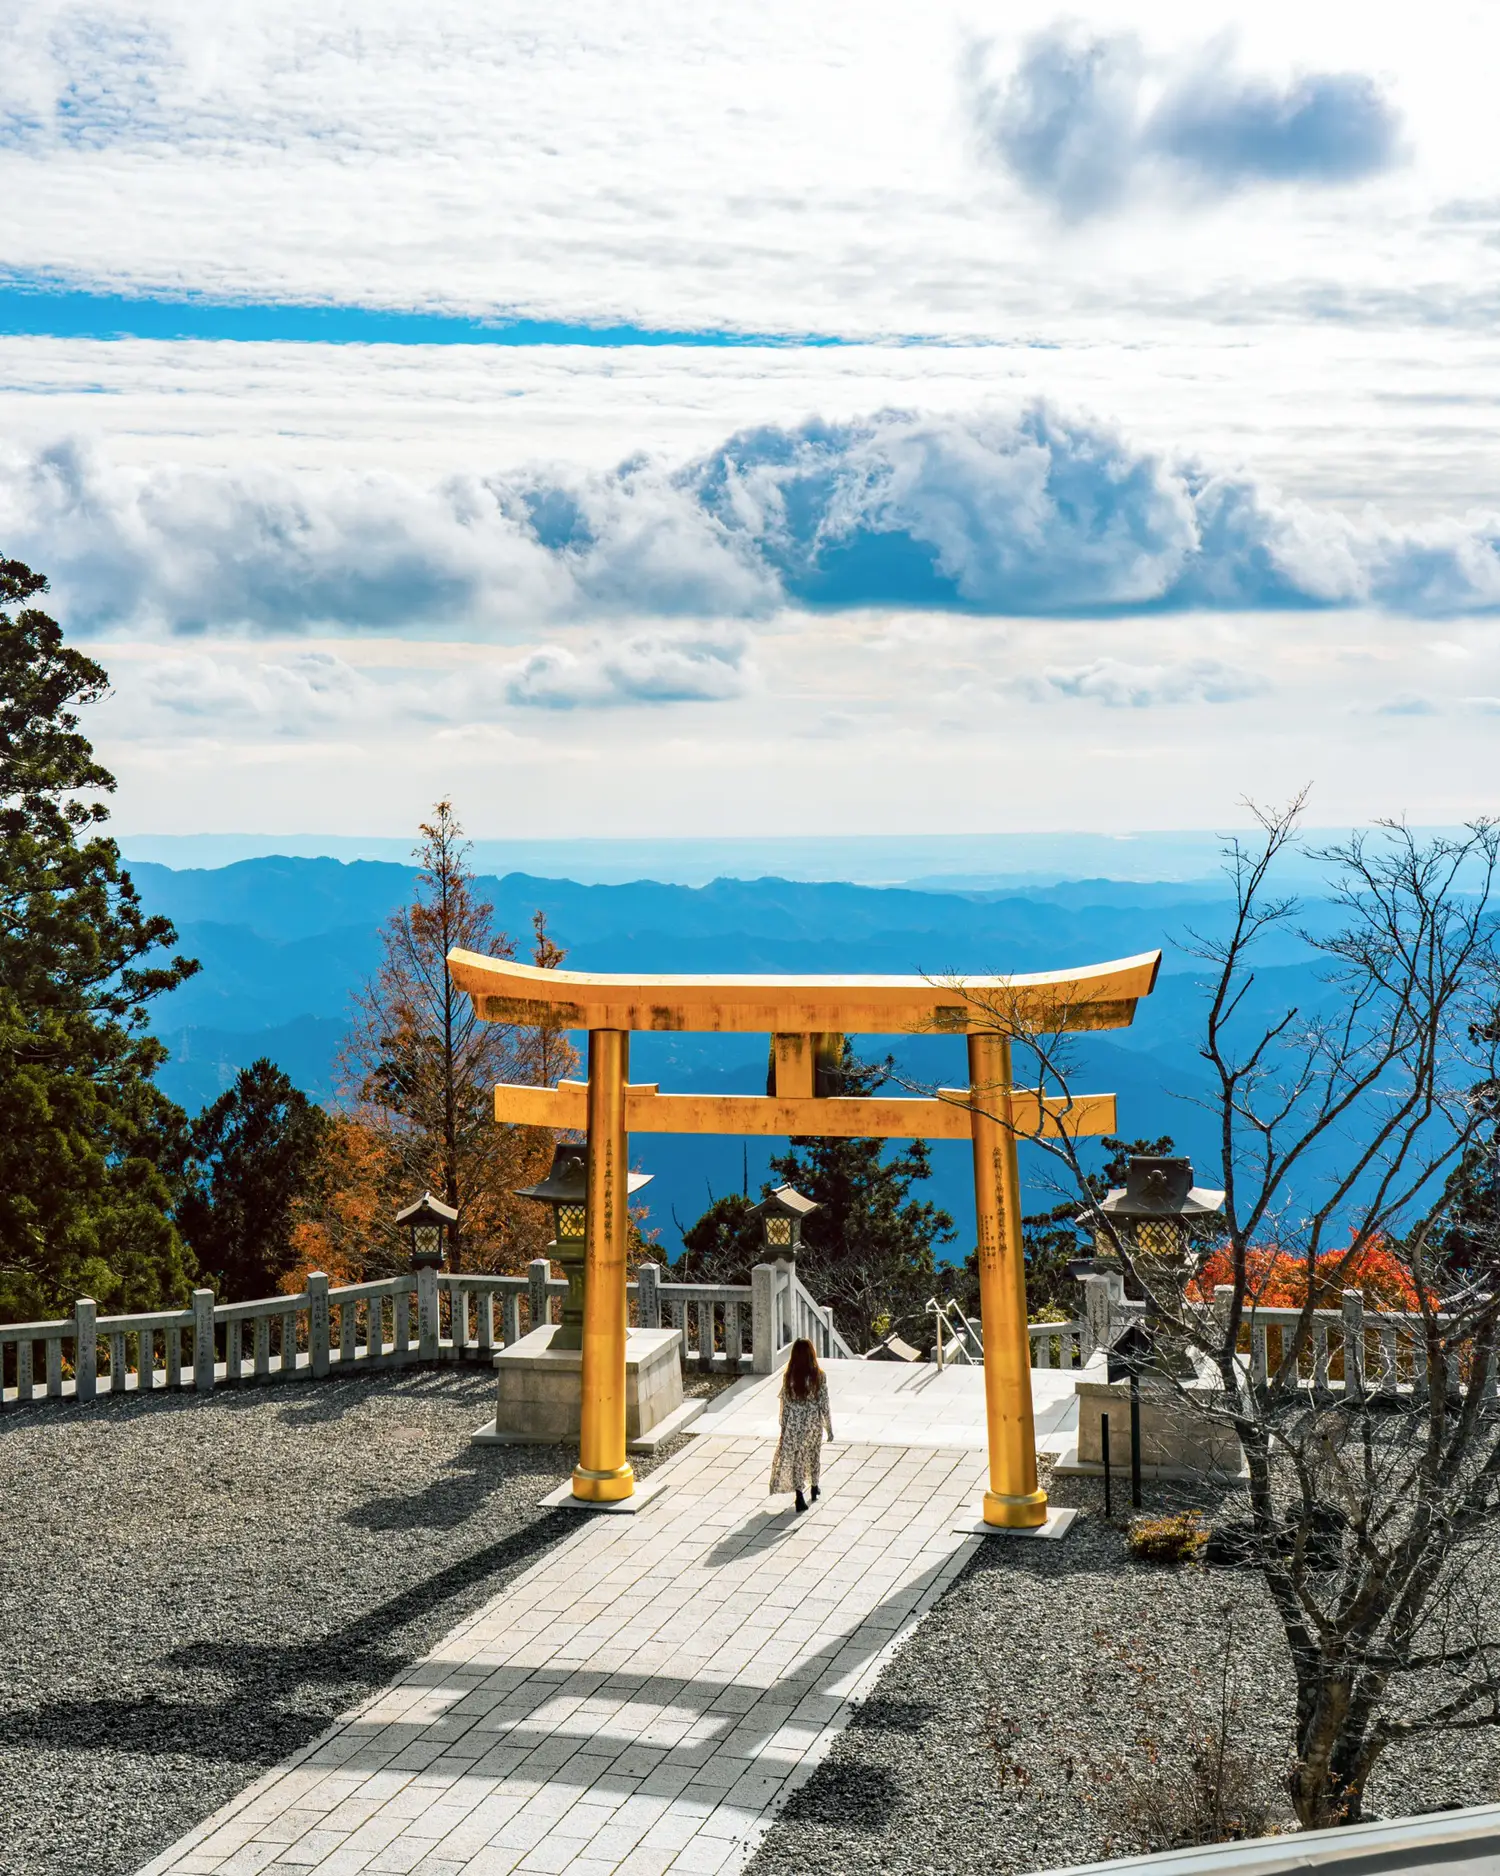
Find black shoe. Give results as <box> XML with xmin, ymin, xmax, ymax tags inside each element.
<box><xmin>811</xmin><ymin>1486</ymin><xmax>821</xmax><ymax>1502</ymax></box>
<box><xmin>795</xmin><ymin>1490</ymin><xmax>807</xmax><ymax>1513</ymax></box>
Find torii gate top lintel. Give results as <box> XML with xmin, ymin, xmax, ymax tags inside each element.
<box><xmin>446</xmin><ymin>947</ymin><xmax>1162</xmax><ymax>1036</ymax></box>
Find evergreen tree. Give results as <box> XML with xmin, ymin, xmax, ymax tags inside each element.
<box><xmin>676</xmin><ymin>1192</ymin><xmax>763</xmax><ymax>1285</ymax></box>
<box><xmin>0</xmin><ymin>558</ymin><xmax>198</xmax><ymax>1319</ymax></box>
<box><xmin>176</xmin><ymin>1060</ymin><xmax>330</xmax><ymax>1300</ymax></box>
<box><xmin>1001</xmin><ymin>1133</ymin><xmax>1181</xmax><ymax>1317</ymax></box>
<box><xmin>1436</xmin><ymin>1009</ymin><xmax>1500</xmax><ymax>1282</ymax></box>
<box><xmin>768</xmin><ymin>1043</ymin><xmax>955</xmax><ymax>1350</ymax></box>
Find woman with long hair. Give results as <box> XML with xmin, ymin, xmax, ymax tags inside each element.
<box><xmin>770</xmin><ymin>1337</ymin><xmax>834</xmax><ymax>1513</ymax></box>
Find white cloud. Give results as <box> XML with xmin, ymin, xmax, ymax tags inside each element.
<box><xmin>9</xmin><ymin>406</ymin><xmax>1500</xmax><ymax>641</ymax></box>
<box><xmin>967</xmin><ymin>25</ymin><xmax>1401</xmax><ymax>221</ymax></box>
<box><xmin>497</xmin><ymin>631</ymin><xmax>752</xmax><ymax>709</ymax></box>
<box><xmin>0</xmin><ymin>436</ymin><xmax>570</xmax><ymax>632</ymax></box>
<box><xmin>1035</xmin><ymin>655</ymin><xmax>1265</xmax><ymax>707</ymax></box>
<box><xmin>140</xmin><ymin>648</ymin><xmax>373</xmax><ymax>728</ymax></box>
<box><xmin>105</xmin><ymin>629</ymin><xmax>753</xmax><ymax>736</ymax></box>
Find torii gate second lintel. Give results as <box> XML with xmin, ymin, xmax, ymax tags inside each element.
<box><xmin>447</xmin><ymin>948</ymin><xmax>1163</xmax><ymax>1527</ymax></box>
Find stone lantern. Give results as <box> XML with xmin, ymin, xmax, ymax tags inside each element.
<box><xmin>515</xmin><ymin>1144</ymin><xmax>652</xmax><ymax>1350</ymax></box>
<box><xmin>1064</xmin><ymin>1165</ymin><xmax>1242</xmax><ymax>1492</ymax></box>
<box><xmin>750</xmin><ymin>1184</ymin><xmax>818</xmax><ymax>1265</ymax></box>
<box><xmin>1085</xmin><ymin>1156</ymin><xmax>1224</xmax><ymax>1284</ymax></box>
<box><xmin>397</xmin><ymin>1191</ymin><xmax>458</xmax><ymax>1269</ymax></box>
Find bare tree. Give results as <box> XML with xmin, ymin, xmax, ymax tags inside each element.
<box><xmin>940</xmin><ymin>803</ymin><xmax>1500</xmax><ymax>1830</ymax></box>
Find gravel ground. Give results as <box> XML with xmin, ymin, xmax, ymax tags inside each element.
<box><xmin>748</xmin><ymin>1463</ymin><xmax>1500</xmax><ymax>1876</ymax></box>
<box><xmin>0</xmin><ymin>1363</ymin><xmax>717</xmax><ymax>1876</ymax></box>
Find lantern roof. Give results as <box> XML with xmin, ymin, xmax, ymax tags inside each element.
<box><xmin>750</xmin><ymin>1184</ymin><xmax>820</xmax><ymax>1220</ymax></box>
<box><xmin>1096</xmin><ymin>1156</ymin><xmax>1224</xmax><ymax>1220</ymax></box>
<box><xmin>395</xmin><ymin>1191</ymin><xmax>459</xmax><ymax>1227</ymax></box>
<box><xmin>514</xmin><ymin>1142</ymin><xmax>652</xmax><ymax>1205</ymax></box>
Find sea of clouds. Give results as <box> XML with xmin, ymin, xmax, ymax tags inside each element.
<box><xmin>6</xmin><ymin>405</ymin><xmax>1500</xmax><ymax>668</ymax></box>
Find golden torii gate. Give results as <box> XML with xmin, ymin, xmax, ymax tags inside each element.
<box><xmin>447</xmin><ymin>949</ymin><xmax>1161</xmax><ymax>1528</ymax></box>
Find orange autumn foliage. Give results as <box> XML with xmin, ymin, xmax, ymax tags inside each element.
<box><xmin>1188</xmin><ymin>1237</ymin><xmax>1427</xmax><ymax>1312</ymax></box>
<box><xmin>281</xmin><ymin>1115</ymin><xmax>396</xmax><ymax>1292</ymax></box>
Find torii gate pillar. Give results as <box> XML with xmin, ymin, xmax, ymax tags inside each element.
<box><xmin>968</xmin><ymin>1032</ymin><xmax>1047</xmax><ymax>1528</ymax></box>
<box><xmin>573</xmin><ymin>1029</ymin><xmax>635</xmax><ymax>1503</ymax></box>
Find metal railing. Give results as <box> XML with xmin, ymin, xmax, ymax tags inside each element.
<box><xmin>925</xmin><ymin>1296</ymin><xmax>1087</xmax><ymax>1370</ymax></box>
<box><xmin>927</xmin><ymin>1296</ymin><xmax>981</xmax><ymax>1367</ymax></box>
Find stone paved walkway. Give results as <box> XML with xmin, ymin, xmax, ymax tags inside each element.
<box><xmin>695</xmin><ymin>1359</ymin><xmax>1079</xmax><ymax>1454</ymax></box>
<box><xmin>138</xmin><ymin>1426</ymin><xmax>992</xmax><ymax>1876</ymax></box>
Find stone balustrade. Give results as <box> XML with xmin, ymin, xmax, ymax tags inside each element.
<box><xmin>1027</xmin><ymin>1319</ymin><xmax>1088</xmax><ymax>1369</ymax></box>
<box><xmin>1211</xmin><ymin>1286</ymin><xmax>1482</xmax><ymax>1401</ymax></box>
<box><xmin>0</xmin><ymin>1257</ymin><xmax>854</xmax><ymax>1410</ymax></box>
<box><xmin>1074</xmin><ymin>1270</ymin><xmax>1490</xmax><ymax>1400</ymax></box>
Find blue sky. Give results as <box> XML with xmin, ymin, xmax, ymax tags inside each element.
<box><xmin>0</xmin><ymin>286</ymin><xmax>847</xmax><ymax>348</ymax></box>
<box><xmin>1</xmin><ymin>0</ymin><xmax>1497</xmax><ymax>838</ymax></box>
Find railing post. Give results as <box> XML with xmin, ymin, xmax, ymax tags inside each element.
<box><xmin>1250</xmin><ymin>1317</ymin><xmax>1269</xmax><ymax>1392</ymax></box>
<box><xmin>636</xmin><ymin>1261</ymin><xmax>661</xmax><ymax>1328</ymax></box>
<box><xmin>308</xmin><ymin>1273</ymin><xmax>330</xmax><ymax>1378</ymax></box>
<box><xmin>1341</xmin><ymin>1290</ymin><xmax>1365</xmax><ymax>1402</ymax></box>
<box><xmin>74</xmin><ymin>1298</ymin><xmax>97</xmax><ymax>1403</ymax></box>
<box><xmin>528</xmin><ymin>1257</ymin><xmax>551</xmax><ymax>1336</ymax></box>
<box><xmin>192</xmin><ymin>1289</ymin><xmax>216</xmax><ymax>1393</ymax></box>
<box><xmin>695</xmin><ymin>1299</ymin><xmax>715</xmax><ymax>1372</ymax></box>
<box><xmin>751</xmin><ymin>1263</ymin><xmax>778</xmax><ymax>1375</ymax></box>
<box><xmin>417</xmin><ymin>1264</ymin><xmax>440</xmax><ymax>1361</ymax></box>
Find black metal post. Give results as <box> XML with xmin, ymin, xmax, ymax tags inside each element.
<box><xmin>1129</xmin><ymin>1371</ymin><xmax>1142</xmax><ymax>1510</ymax></box>
<box><xmin>1101</xmin><ymin>1411</ymin><xmax>1112</xmax><ymax>1520</ymax></box>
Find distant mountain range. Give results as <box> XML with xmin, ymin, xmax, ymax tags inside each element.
<box><xmin>116</xmin><ymin>827</ymin><xmax>1341</xmax><ymax>888</ymax></box>
<box><xmin>130</xmin><ymin>855</ymin><xmax>1339</xmax><ymax>1257</ymax></box>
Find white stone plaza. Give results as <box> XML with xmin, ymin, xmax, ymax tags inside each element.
<box><xmin>137</xmin><ymin>1363</ymin><xmax>1075</xmax><ymax>1876</ymax></box>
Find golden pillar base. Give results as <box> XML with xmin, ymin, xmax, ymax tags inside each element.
<box><xmin>571</xmin><ymin>1462</ymin><xmax>636</xmax><ymax>1503</ymax></box>
<box><xmin>983</xmin><ymin>1487</ymin><xmax>1049</xmax><ymax>1529</ymax></box>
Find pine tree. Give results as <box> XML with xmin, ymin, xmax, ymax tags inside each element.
<box><xmin>0</xmin><ymin>558</ymin><xmax>198</xmax><ymax>1318</ymax></box>
<box><xmin>1436</xmin><ymin>1009</ymin><xmax>1500</xmax><ymax>1282</ymax></box>
<box><xmin>768</xmin><ymin>1042</ymin><xmax>954</xmax><ymax>1349</ymax></box>
<box><xmin>176</xmin><ymin>1060</ymin><xmax>330</xmax><ymax>1300</ymax></box>
<box><xmin>996</xmin><ymin>1133</ymin><xmax>1181</xmax><ymax>1317</ymax></box>
<box><xmin>676</xmin><ymin>1193</ymin><xmax>763</xmax><ymax>1284</ymax></box>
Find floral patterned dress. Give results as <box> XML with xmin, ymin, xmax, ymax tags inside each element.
<box><xmin>770</xmin><ymin>1375</ymin><xmax>834</xmax><ymax>1496</ymax></box>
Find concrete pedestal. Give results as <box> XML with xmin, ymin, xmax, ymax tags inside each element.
<box><xmin>472</xmin><ymin>1325</ymin><xmax>685</xmax><ymax>1446</ymax></box>
<box><xmin>1055</xmin><ymin>1374</ymin><xmax>1247</xmax><ymax>1481</ymax></box>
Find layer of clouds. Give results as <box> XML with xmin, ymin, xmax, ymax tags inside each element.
<box><xmin>7</xmin><ymin>404</ymin><xmax>1500</xmax><ymax>645</ymax></box>
<box><xmin>969</xmin><ymin>26</ymin><xmax>1401</xmax><ymax>219</ymax></box>
<box><xmin>127</xmin><ymin>631</ymin><xmax>752</xmax><ymax>726</ymax></box>
<box><xmin>0</xmin><ymin>3</ymin><xmax>1488</xmax><ymax>344</ymax></box>
<box><xmin>141</xmin><ymin>649</ymin><xmax>373</xmax><ymax>727</ymax></box>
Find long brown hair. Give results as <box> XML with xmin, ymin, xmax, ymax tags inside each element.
<box><xmin>783</xmin><ymin>1337</ymin><xmax>822</xmax><ymax>1401</ymax></box>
